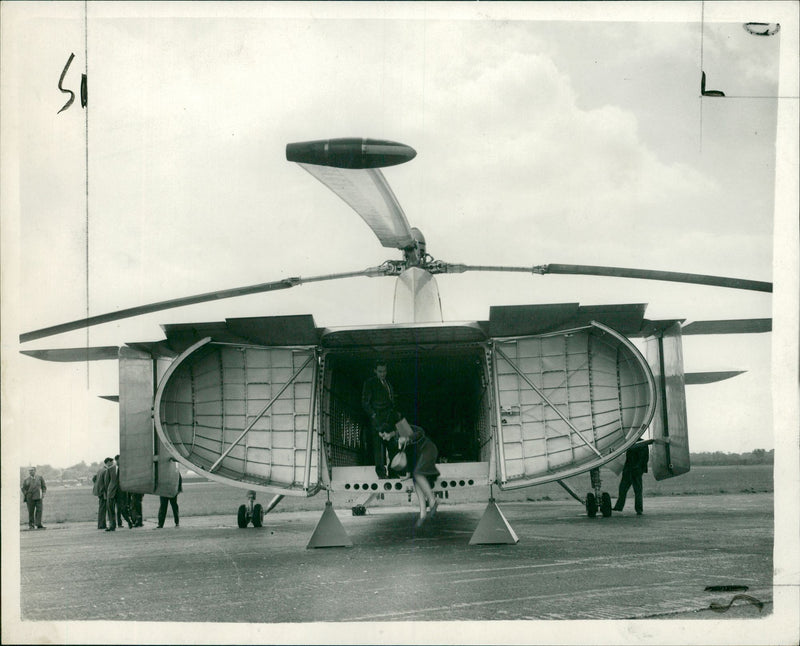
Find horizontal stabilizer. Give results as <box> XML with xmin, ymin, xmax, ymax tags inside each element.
<box><xmin>99</xmin><ymin>395</ymin><xmax>120</xmax><ymax>402</ymax></box>
<box><xmin>684</xmin><ymin>370</ymin><xmax>746</xmax><ymax>385</ymax></box>
<box><xmin>125</xmin><ymin>341</ymin><xmax>178</xmax><ymax>358</ymax></box>
<box><xmin>20</xmin><ymin>347</ymin><xmax>120</xmax><ymax>362</ymax></box>
<box><xmin>682</xmin><ymin>319</ymin><xmax>771</xmax><ymax>335</ymax></box>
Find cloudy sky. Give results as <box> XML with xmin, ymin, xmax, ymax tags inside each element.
<box><xmin>2</xmin><ymin>2</ymin><xmax>796</xmax><ymax>473</ymax></box>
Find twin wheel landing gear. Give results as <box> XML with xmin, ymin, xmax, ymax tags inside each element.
<box><xmin>238</xmin><ymin>495</ymin><xmax>264</xmax><ymax>528</ymax></box>
<box><xmin>237</xmin><ymin>491</ymin><xmax>284</xmax><ymax>528</ymax></box>
<box><xmin>585</xmin><ymin>468</ymin><xmax>612</xmax><ymax>518</ymax></box>
<box><xmin>585</xmin><ymin>491</ymin><xmax>612</xmax><ymax>518</ymax></box>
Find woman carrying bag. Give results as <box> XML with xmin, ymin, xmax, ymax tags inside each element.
<box><xmin>382</xmin><ymin>417</ymin><xmax>440</xmax><ymax>527</ymax></box>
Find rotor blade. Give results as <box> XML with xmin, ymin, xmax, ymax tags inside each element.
<box><xmin>684</xmin><ymin>370</ymin><xmax>746</xmax><ymax>385</ymax></box>
<box><xmin>20</xmin><ymin>267</ymin><xmax>386</xmax><ymax>343</ymax></box>
<box><xmin>682</xmin><ymin>319</ymin><xmax>772</xmax><ymax>335</ymax></box>
<box><xmin>287</xmin><ymin>138</ymin><xmax>416</xmax><ymax>250</ymax></box>
<box><xmin>295</xmin><ymin>164</ymin><xmax>415</xmax><ymax>249</ymax></box>
<box><xmin>20</xmin><ymin>347</ymin><xmax>120</xmax><ymax>362</ymax></box>
<box><xmin>540</xmin><ymin>264</ymin><xmax>772</xmax><ymax>292</ymax></box>
<box><xmin>441</xmin><ymin>263</ymin><xmax>772</xmax><ymax>293</ymax></box>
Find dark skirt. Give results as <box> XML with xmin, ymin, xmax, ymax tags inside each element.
<box><xmin>406</xmin><ymin>430</ymin><xmax>440</xmax><ymax>487</ymax></box>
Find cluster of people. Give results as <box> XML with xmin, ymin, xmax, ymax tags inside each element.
<box><xmin>92</xmin><ymin>454</ymin><xmax>181</xmax><ymax>531</ymax></box>
<box><xmin>21</xmin><ymin>455</ymin><xmax>183</xmax><ymax>532</ymax></box>
<box><xmin>93</xmin><ymin>455</ymin><xmax>140</xmax><ymax>530</ymax></box>
<box><xmin>362</xmin><ymin>360</ymin><xmax>441</xmax><ymax>527</ymax></box>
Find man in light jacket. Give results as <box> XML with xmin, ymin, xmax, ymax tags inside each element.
<box><xmin>21</xmin><ymin>467</ymin><xmax>47</xmax><ymax>530</ymax></box>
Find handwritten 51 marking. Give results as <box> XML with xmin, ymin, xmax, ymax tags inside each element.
<box><xmin>58</xmin><ymin>52</ymin><xmax>87</xmax><ymax>114</ymax></box>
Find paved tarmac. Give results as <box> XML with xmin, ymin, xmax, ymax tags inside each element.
<box><xmin>11</xmin><ymin>493</ymin><xmax>778</xmax><ymax>642</ymax></box>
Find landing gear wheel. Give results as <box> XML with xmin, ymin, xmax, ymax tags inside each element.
<box><xmin>237</xmin><ymin>504</ymin><xmax>249</xmax><ymax>528</ymax></box>
<box><xmin>252</xmin><ymin>503</ymin><xmax>264</xmax><ymax>528</ymax></box>
<box><xmin>586</xmin><ymin>492</ymin><xmax>598</xmax><ymax>518</ymax></box>
<box><xmin>600</xmin><ymin>492</ymin><xmax>612</xmax><ymax>517</ymax></box>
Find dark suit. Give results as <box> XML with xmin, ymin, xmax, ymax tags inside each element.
<box><xmin>92</xmin><ymin>466</ymin><xmax>108</xmax><ymax>529</ymax></box>
<box><xmin>129</xmin><ymin>493</ymin><xmax>144</xmax><ymax>527</ymax></box>
<box><xmin>104</xmin><ymin>464</ymin><xmax>120</xmax><ymax>530</ymax></box>
<box><xmin>614</xmin><ymin>443</ymin><xmax>650</xmax><ymax>514</ymax></box>
<box><xmin>114</xmin><ymin>461</ymin><xmax>132</xmax><ymax>528</ymax></box>
<box><xmin>362</xmin><ymin>375</ymin><xmax>396</xmax><ymax>471</ymax></box>
<box><xmin>158</xmin><ymin>474</ymin><xmax>182</xmax><ymax>527</ymax></box>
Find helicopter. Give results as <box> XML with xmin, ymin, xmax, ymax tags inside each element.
<box><xmin>19</xmin><ymin>137</ymin><xmax>772</xmax><ymax>545</ymax></box>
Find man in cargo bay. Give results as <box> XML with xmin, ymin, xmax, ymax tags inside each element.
<box><xmin>362</xmin><ymin>360</ymin><xmax>398</xmax><ymax>479</ymax></box>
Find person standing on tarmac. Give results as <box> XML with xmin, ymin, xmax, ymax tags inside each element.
<box><xmin>156</xmin><ymin>460</ymin><xmax>182</xmax><ymax>529</ymax></box>
<box><xmin>114</xmin><ymin>455</ymin><xmax>133</xmax><ymax>528</ymax></box>
<box><xmin>613</xmin><ymin>439</ymin><xmax>656</xmax><ymax>515</ymax></box>
<box><xmin>103</xmin><ymin>456</ymin><xmax>121</xmax><ymax>531</ymax></box>
<box><xmin>92</xmin><ymin>459</ymin><xmax>111</xmax><ymax>529</ymax></box>
<box><xmin>128</xmin><ymin>492</ymin><xmax>144</xmax><ymax>527</ymax></box>
<box><xmin>21</xmin><ymin>467</ymin><xmax>47</xmax><ymax>530</ymax></box>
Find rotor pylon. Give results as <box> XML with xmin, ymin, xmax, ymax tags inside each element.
<box><xmin>392</xmin><ymin>267</ymin><xmax>443</xmax><ymax>323</ymax></box>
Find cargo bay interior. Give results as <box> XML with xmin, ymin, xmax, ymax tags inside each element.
<box><xmin>320</xmin><ymin>346</ymin><xmax>492</xmax><ymax>468</ymax></box>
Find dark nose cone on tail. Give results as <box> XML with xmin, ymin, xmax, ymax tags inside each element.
<box><xmin>286</xmin><ymin>138</ymin><xmax>417</xmax><ymax>169</ymax></box>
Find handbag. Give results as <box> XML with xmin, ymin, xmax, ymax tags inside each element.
<box><xmin>390</xmin><ymin>450</ymin><xmax>407</xmax><ymax>471</ymax></box>
<box><xmin>390</xmin><ymin>417</ymin><xmax>413</xmax><ymax>472</ymax></box>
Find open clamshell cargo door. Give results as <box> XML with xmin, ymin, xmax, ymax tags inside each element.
<box><xmin>154</xmin><ymin>337</ymin><xmax>320</xmax><ymax>496</ymax></box>
<box><xmin>493</xmin><ymin>321</ymin><xmax>656</xmax><ymax>489</ymax></box>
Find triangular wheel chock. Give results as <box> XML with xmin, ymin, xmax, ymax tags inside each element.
<box><xmin>306</xmin><ymin>501</ymin><xmax>353</xmax><ymax>549</ymax></box>
<box><xmin>469</xmin><ymin>499</ymin><xmax>519</xmax><ymax>545</ymax></box>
